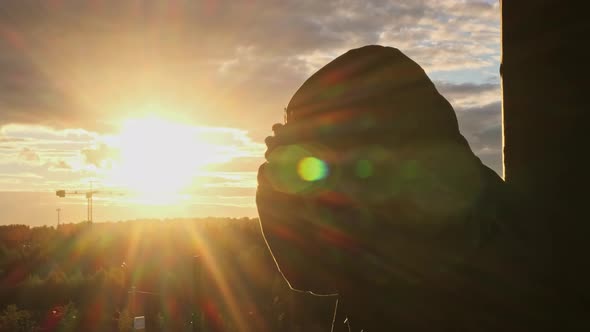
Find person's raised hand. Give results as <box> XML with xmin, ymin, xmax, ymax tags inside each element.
<box><xmin>263</xmin><ymin>123</ymin><xmax>285</xmax><ymax>160</ymax></box>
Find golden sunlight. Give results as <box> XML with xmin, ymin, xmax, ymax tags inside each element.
<box><xmin>105</xmin><ymin>116</ymin><xmax>222</xmax><ymax>203</ymax></box>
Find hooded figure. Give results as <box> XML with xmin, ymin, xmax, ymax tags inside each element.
<box><xmin>257</xmin><ymin>45</ymin><xmax>541</xmax><ymax>331</ymax></box>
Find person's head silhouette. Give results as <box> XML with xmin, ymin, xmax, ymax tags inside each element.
<box><xmin>257</xmin><ymin>45</ymin><xmax>505</xmax><ymax>331</ymax></box>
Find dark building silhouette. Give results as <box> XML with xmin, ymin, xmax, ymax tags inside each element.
<box><xmin>502</xmin><ymin>1</ymin><xmax>589</xmax><ymax>328</ymax></box>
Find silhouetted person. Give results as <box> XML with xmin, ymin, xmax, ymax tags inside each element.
<box><xmin>257</xmin><ymin>45</ymin><xmax>548</xmax><ymax>331</ymax></box>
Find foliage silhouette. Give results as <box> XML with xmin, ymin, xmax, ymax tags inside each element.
<box><xmin>0</xmin><ymin>219</ymin><xmax>335</xmax><ymax>331</ymax></box>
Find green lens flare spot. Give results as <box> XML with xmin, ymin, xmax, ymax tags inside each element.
<box><xmin>356</xmin><ymin>159</ymin><xmax>373</xmax><ymax>178</ymax></box>
<box><xmin>297</xmin><ymin>157</ymin><xmax>328</xmax><ymax>182</ymax></box>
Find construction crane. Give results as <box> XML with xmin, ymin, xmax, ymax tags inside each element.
<box><xmin>56</xmin><ymin>185</ymin><xmax>123</xmax><ymax>223</ymax></box>
<box><xmin>56</xmin><ymin>208</ymin><xmax>61</xmax><ymax>228</ymax></box>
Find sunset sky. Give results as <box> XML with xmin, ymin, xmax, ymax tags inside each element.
<box><xmin>0</xmin><ymin>0</ymin><xmax>501</xmax><ymax>225</ymax></box>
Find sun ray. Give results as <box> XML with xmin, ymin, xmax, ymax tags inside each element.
<box><xmin>182</xmin><ymin>220</ymin><xmax>249</xmax><ymax>331</ymax></box>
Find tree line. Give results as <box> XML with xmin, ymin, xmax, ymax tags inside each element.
<box><xmin>0</xmin><ymin>218</ymin><xmax>336</xmax><ymax>331</ymax></box>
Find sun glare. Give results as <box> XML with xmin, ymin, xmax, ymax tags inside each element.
<box><xmin>105</xmin><ymin>116</ymin><xmax>222</xmax><ymax>203</ymax></box>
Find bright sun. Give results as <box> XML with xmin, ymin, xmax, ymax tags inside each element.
<box><xmin>105</xmin><ymin>116</ymin><xmax>222</xmax><ymax>203</ymax></box>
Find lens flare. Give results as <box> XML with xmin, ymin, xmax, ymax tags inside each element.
<box><xmin>355</xmin><ymin>159</ymin><xmax>373</xmax><ymax>178</ymax></box>
<box><xmin>297</xmin><ymin>157</ymin><xmax>328</xmax><ymax>181</ymax></box>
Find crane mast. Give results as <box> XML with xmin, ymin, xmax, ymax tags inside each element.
<box><xmin>56</xmin><ymin>186</ymin><xmax>121</xmax><ymax>223</ymax></box>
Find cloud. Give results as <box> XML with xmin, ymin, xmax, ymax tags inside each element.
<box><xmin>0</xmin><ymin>136</ymin><xmax>26</xmax><ymax>143</ymax></box>
<box><xmin>435</xmin><ymin>81</ymin><xmax>500</xmax><ymax>109</ymax></box>
<box><xmin>0</xmin><ymin>25</ymin><xmax>83</xmax><ymax>129</ymax></box>
<box><xmin>0</xmin><ymin>0</ymin><xmax>500</xmax><ymax>135</ymax></box>
<box><xmin>195</xmin><ymin>171</ymin><xmax>258</xmax><ymax>188</ymax></box>
<box><xmin>203</xmin><ymin>156</ymin><xmax>264</xmax><ymax>173</ymax></box>
<box><xmin>0</xmin><ymin>124</ymin><xmax>98</xmax><ymax>172</ymax></box>
<box><xmin>376</xmin><ymin>1</ymin><xmax>500</xmax><ymax>73</ymax></box>
<box><xmin>1</xmin><ymin>124</ymin><xmax>97</xmax><ymax>145</ymax></box>
<box><xmin>455</xmin><ymin>101</ymin><xmax>502</xmax><ymax>175</ymax></box>
<box><xmin>474</xmin><ymin>123</ymin><xmax>502</xmax><ymax>146</ymax></box>
<box><xmin>0</xmin><ymin>122</ymin><xmax>267</xmax><ymax>192</ymax></box>
<box><xmin>456</xmin><ymin>102</ymin><xmax>502</xmax><ymax>140</ymax></box>
<box><xmin>18</xmin><ymin>147</ymin><xmax>40</xmax><ymax>163</ymax></box>
<box><xmin>49</xmin><ymin>160</ymin><xmax>72</xmax><ymax>170</ymax></box>
<box><xmin>81</xmin><ymin>144</ymin><xmax>119</xmax><ymax>167</ymax></box>
<box><xmin>474</xmin><ymin>143</ymin><xmax>502</xmax><ymax>177</ymax></box>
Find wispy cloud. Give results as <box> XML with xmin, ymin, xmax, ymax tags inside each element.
<box><xmin>0</xmin><ymin>123</ymin><xmax>265</xmax><ymax>192</ymax></box>
<box><xmin>436</xmin><ymin>81</ymin><xmax>500</xmax><ymax>109</ymax></box>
